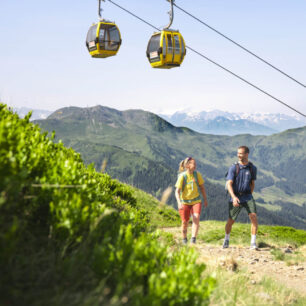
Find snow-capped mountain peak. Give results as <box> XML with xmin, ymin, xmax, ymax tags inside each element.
<box><xmin>159</xmin><ymin>109</ymin><xmax>306</xmax><ymax>135</ymax></box>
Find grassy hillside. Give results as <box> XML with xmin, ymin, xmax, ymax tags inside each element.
<box><xmin>71</xmin><ymin>141</ymin><xmax>178</xmax><ymax>205</ymax></box>
<box><xmin>36</xmin><ymin>106</ymin><xmax>306</xmax><ymax>229</ymax></box>
<box><xmin>196</xmin><ymin>221</ymin><xmax>306</xmax><ymax>247</ymax></box>
<box><xmin>0</xmin><ymin>104</ymin><xmax>216</xmax><ymax>305</ymax></box>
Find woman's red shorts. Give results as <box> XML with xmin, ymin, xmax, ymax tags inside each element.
<box><xmin>179</xmin><ymin>202</ymin><xmax>202</xmax><ymax>222</ymax></box>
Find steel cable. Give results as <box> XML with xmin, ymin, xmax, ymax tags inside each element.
<box><xmin>107</xmin><ymin>0</ymin><xmax>305</xmax><ymax>117</ymax></box>
<box><xmin>174</xmin><ymin>2</ymin><xmax>306</xmax><ymax>88</ymax></box>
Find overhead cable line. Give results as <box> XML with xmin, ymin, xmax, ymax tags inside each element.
<box><xmin>186</xmin><ymin>46</ymin><xmax>305</xmax><ymax>117</ymax></box>
<box><xmin>108</xmin><ymin>0</ymin><xmax>159</xmax><ymax>32</ymax></box>
<box><xmin>107</xmin><ymin>0</ymin><xmax>306</xmax><ymax>117</ymax></box>
<box><xmin>173</xmin><ymin>2</ymin><xmax>306</xmax><ymax>88</ymax></box>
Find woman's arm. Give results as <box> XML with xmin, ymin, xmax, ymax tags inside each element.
<box><xmin>175</xmin><ymin>187</ymin><xmax>182</xmax><ymax>209</ymax></box>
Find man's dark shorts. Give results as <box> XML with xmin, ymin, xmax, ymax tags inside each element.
<box><xmin>228</xmin><ymin>199</ymin><xmax>257</xmax><ymax>221</ymax></box>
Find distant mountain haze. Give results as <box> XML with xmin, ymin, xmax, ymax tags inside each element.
<box><xmin>13</xmin><ymin>107</ymin><xmax>52</xmax><ymax>121</ymax></box>
<box><xmin>160</xmin><ymin>110</ymin><xmax>306</xmax><ymax>135</ymax></box>
<box><xmin>35</xmin><ymin>105</ymin><xmax>306</xmax><ymax>230</ymax></box>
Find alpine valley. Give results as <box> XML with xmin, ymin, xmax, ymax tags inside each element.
<box><xmin>35</xmin><ymin>105</ymin><xmax>306</xmax><ymax>229</ymax></box>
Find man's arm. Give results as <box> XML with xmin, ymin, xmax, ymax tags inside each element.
<box><xmin>199</xmin><ymin>184</ymin><xmax>208</xmax><ymax>207</ymax></box>
<box><xmin>227</xmin><ymin>180</ymin><xmax>240</xmax><ymax>207</ymax></box>
<box><xmin>250</xmin><ymin>180</ymin><xmax>255</xmax><ymax>193</ymax></box>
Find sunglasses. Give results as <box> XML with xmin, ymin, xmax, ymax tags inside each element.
<box><xmin>186</xmin><ymin>157</ymin><xmax>193</xmax><ymax>162</ymax></box>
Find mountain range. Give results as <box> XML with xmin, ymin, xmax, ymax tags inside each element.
<box><xmin>160</xmin><ymin>110</ymin><xmax>306</xmax><ymax>135</ymax></box>
<box><xmin>12</xmin><ymin>106</ymin><xmax>306</xmax><ymax>136</ymax></box>
<box><xmin>34</xmin><ymin>105</ymin><xmax>306</xmax><ymax>230</ymax></box>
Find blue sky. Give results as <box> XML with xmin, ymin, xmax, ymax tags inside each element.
<box><xmin>0</xmin><ymin>0</ymin><xmax>305</xmax><ymax>116</ymax></box>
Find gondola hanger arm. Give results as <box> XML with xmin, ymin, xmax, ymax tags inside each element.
<box><xmin>164</xmin><ymin>0</ymin><xmax>174</xmax><ymax>29</ymax></box>
<box><xmin>98</xmin><ymin>0</ymin><xmax>105</xmax><ymax>20</ymax></box>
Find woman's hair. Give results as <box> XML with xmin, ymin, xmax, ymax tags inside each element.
<box><xmin>178</xmin><ymin>157</ymin><xmax>193</xmax><ymax>172</ymax></box>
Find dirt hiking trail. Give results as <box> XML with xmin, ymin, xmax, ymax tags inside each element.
<box><xmin>162</xmin><ymin>227</ymin><xmax>306</xmax><ymax>296</ymax></box>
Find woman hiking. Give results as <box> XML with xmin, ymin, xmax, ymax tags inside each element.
<box><xmin>175</xmin><ymin>157</ymin><xmax>208</xmax><ymax>245</ymax></box>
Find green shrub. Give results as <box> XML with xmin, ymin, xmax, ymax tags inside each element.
<box><xmin>270</xmin><ymin>248</ymin><xmax>285</xmax><ymax>261</ymax></box>
<box><xmin>258</xmin><ymin>225</ymin><xmax>306</xmax><ymax>247</ymax></box>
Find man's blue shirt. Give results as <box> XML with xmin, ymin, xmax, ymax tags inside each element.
<box><xmin>226</xmin><ymin>162</ymin><xmax>257</xmax><ymax>203</ymax></box>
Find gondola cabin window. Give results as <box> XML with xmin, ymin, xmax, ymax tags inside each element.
<box><xmin>148</xmin><ymin>34</ymin><xmax>161</xmax><ymax>62</ymax></box>
<box><xmin>174</xmin><ymin>35</ymin><xmax>180</xmax><ymax>54</ymax></box>
<box><xmin>167</xmin><ymin>34</ymin><xmax>173</xmax><ymax>54</ymax></box>
<box><xmin>87</xmin><ymin>25</ymin><xmax>98</xmax><ymax>50</ymax></box>
<box><xmin>109</xmin><ymin>26</ymin><xmax>121</xmax><ymax>51</ymax></box>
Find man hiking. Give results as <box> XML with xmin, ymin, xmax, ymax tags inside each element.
<box><xmin>223</xmin><ymin>146</ymin><xmax>258</xmax><ymax>250</ymax></box>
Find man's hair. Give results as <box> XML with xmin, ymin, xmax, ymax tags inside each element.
<box><xmin>238</xmin><ymin>145</ymin><xmax>249</xmax><ymax>154</ymax></box>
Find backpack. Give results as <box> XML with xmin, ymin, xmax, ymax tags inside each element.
<box><xmin>225</xmin><ymin>162</ymin><xmax>254</xmax><ymax>192</ymax></box>
<box><xmin>181</xmin><ymin>170</ymin><xmax>200</xmax><ymax>192</ymax></box>
<box><xmin>179</xmin><ymin>170</ymin><xmax>202</xmax><ymax>203</ymax></box>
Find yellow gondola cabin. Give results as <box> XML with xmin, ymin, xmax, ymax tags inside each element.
<box><xmin>146</xmin><ymin>30</ymin><xmax>186</xmax><ymax>68</ymax></box>
<box><xmin>86</xmin><ymin>21</ymin><xmax>122</xmax><ymax>58</ymax></box>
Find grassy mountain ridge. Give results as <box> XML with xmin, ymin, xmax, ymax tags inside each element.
<box><xmin>49</xmin><ymin>105</ymin><xmax>182</xmax><ymax>134</ymax></box>
<box><xmin>36</xmin><ymin>105</ymin><xmax>306</xmax><ymax>229</ymax></box>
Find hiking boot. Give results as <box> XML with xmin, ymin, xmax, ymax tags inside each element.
<box><xmin>182</xmin><ymin>238</ymin><xmax>188</xmax><ymax>245</ymax></box>
<box><xmin>222</xmin><ymin>239</ymin><xmax>229</xmax><ymax>249</ymax></box>
<box><xmin>190</xmin><ymin>237</ymin><xmax>196</xmax><ymax>244</ymax></box>
<box><xmin>250</xmin><ymin>243</ymin><xmax>258</xmax><ymax>250</ymax></box>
